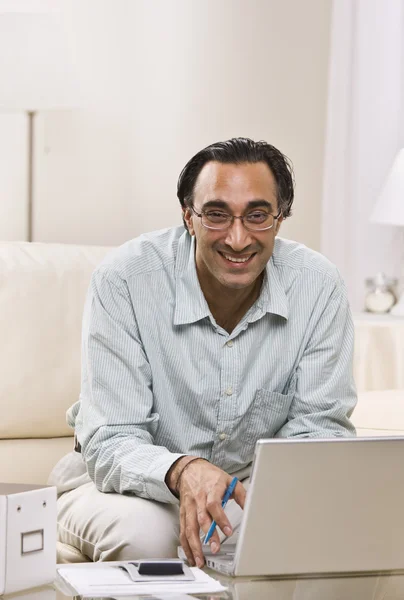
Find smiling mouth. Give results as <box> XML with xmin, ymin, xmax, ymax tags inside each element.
<box><xmin>218</xmin><ymin>251</ymin><xmax>257</xmax><ymax>265</ymax></box>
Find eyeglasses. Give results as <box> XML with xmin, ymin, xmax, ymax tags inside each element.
<box><xmin>190</xmin><ymin>206</ymin><xmax>282</xmax><ymax>231</ymax></box>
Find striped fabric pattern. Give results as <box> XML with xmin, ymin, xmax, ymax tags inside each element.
<box><xmin>69</xmin><ymin>227</ymin><xmax>357</xmax><ymax>504</ymax></box>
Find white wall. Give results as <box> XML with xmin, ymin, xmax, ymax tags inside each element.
<box><xmin>1</xmin><ymin>0</ymin><xmax>332</xmax><ymax>249</ymax></box>
<box><xmin>34</xmin><ymin>0</ymin><xmax>134</xmax><ymax>246</ymax></box>
<box><xmin>0</xmin><ymin>113</ymin><xmax>27</xmax><ymax>240</ymax></box>
<box><xmin>128</xmin><ymin>0</ymin><xmax>332</xmax><ymax>251</ymax></box>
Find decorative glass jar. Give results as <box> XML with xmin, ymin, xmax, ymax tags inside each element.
<box><xmin>365</xmin><ymin>273</ymin><xmax>397</xmax><ymax>313</ymax></box>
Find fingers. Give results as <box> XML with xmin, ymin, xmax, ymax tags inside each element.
<box><xmin>179</xmin><ymin>502</ymin><xmax>195</xmax><ymax>566</ymax></box>
<box><xmin>177</xmin><ymin>461</ymin><xmax>247</xmax><ymax>566</ymax></box>
<box><xmin>233</xmin><ymin>480</ymin><xmax>247</xmax><ymax>509</ymax></box>
<box><xmin>196</xmin><ymin>500</ymin><xmax>212</xmax><ymax>535</ymax></box>
<box><xmin>180</xmin><ymin>492</ymin><xmax>205</xmax><ymax>568</ymax></box>
<box><xmin>196</xmin><ymin>501</ymin><xmax>222</xmax><ymax>554</ymax></box>
<box><xmin>186</xmin><ymin>506</ymin><xmax>204</xmax><ymax>568</ymax></box>
<box><xmin>206</xmin><ymin>495</ymin><xmax>233</xmax><ymax>540</ymax></box>
<box><xmin>204</xmin><ymin>480</ymin><xmax>247</xmax><ymax>547</ymax></box>
<box><xmin>207</xmin><ymin>529</ymin><xmax>221</xmax><ymax>554</ymax></box>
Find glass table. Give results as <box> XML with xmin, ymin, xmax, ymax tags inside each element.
<box><xmin>6</xmin><ymin>570</ymin><xmax>404</xmax><ymax>600</ymax></box>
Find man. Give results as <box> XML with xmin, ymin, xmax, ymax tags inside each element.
<box><xmin>50</xmin><ymin>137</ymin><xmax>356</xmax><ymax>566</ymax></box>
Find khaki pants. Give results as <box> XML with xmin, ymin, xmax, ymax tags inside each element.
<box><xmin>50</xmin><ymin>451</ymin><xmax>246</xmax><ymax>562</ymax></box>
<box><xmin>57</xmin><ymin>480</ymin><xmax>180</xmax><ymax>561</ymax></box>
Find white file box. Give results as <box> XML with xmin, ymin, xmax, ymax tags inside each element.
<box><xmin>0</xmin><ymin>483</ymin><xmax>56</xmax><ymax>595</ymax></box>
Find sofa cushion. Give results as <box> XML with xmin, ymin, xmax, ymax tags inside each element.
<box><xmin>0</xmin><ymin>242</ymin><xmax>111</xmax><ymax>439</ymax></box>
<box><xmin>0</xmin><ymin>437</ymin><xmax>74</xmax><ymax>484</ymax></box>
<box><xmin>57</xmin><ymin>541</ymin><xmax>90</xmax><ymax>564</ymax></box>
<box><xmin>351</xmin><ymin>389</ymin><xmax>404</xmax><ymax>436</ymax></box>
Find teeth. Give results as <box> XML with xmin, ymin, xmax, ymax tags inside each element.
<box><xmin>223</xmin><ymin>253</ymin><xmax>252</xmax><ymax>263</ymax></box>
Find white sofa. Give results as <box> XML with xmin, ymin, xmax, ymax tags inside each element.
<box><xmin>351</xmin><ymin>389</ymin><xmax>404</xmax><ymax>435</ymax></box>
<box><xmin>0</xmin><ymin>241</ymin><xmax>403</xmax><ymax>559</ymax></box>
<box><xmin>0</xmin><ymin>241</ymin><xmax>110</xmax><ymax>485</ymax></box>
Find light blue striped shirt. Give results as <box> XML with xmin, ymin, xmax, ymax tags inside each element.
<box><xmin>69</xmin><ymin>227</ymin><xmax>357</xmax><ymax>504</ymax></box>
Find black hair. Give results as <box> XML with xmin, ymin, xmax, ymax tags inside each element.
<box><xmin>177</xmin><ymin>138</ymin><xmax>295</xmax><ymax>227</ymax></box>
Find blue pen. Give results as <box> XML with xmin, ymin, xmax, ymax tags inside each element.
<box><xmin>203</xmin><ymin>476</ymin><xmax>239</xmax><ymax>545</ymax></box>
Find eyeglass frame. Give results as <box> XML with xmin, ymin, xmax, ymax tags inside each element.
<box><xmin>189</xmin><ymin>205</ymin><xmax>282</xmax><ymax>232</ymax></box>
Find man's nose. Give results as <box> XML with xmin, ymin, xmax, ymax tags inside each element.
<box><xmin>224</xmin><ymin>217</ymin><xmax>253</xmax><ymax>251</ymax></box>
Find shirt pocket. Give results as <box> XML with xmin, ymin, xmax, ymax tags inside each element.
<box><xmin>240</xmin><ymin>389</ymin><xmax>294</xmax><ymax>460</ymax></box>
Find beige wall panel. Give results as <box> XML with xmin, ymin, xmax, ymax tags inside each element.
<box><xmin>29</xmin><ymin>0</ymin><xmax>330</xmax><ymax>250</ymax></box>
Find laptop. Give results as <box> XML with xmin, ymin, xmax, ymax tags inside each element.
<box><xmin>182</xmin><ymin>437</ymin><xmax>404</xmax><ymax>577</ymax></box>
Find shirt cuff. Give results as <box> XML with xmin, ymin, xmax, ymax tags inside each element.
<box><xmin>144</xmin><ymin>452</ymin><xmax>188</xmax><ymax>503</ymax></box>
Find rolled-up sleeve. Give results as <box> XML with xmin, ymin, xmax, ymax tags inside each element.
<box><xmin>277</xmin><ymin>277</ymin><xmax>357</xmax><ymax>439</ymax></box>
<box><xmin>75</xmin><ymin>268</ymin><xmax>185</xmax><ymax>503</ymax></box>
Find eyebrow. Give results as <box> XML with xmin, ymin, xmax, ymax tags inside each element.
<box><xmin>202</xmin><ymin>199</ymin><xmax>274</xmax><ymax>212</ymax></box>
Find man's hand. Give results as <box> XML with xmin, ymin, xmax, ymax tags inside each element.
<box><xmin>166</xmin><ymin>457</ymin><xmax>246</xmax><ymax>567</ymax></box>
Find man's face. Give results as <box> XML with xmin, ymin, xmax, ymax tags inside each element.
<box><xmin>183</xmin><ymin>161</ymin><xmax>283</xmax><ymax>291</ymax></box>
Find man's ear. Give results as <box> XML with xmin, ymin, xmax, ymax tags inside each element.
<box><xmin>275</xmin><ymin>215</ymin><xmax>284</xmax><ymax>236</ymax></box>
<box><xmin>183</xmin><ymin>207</ymin><xmax>195</xmax><ymax>236</ymax></box>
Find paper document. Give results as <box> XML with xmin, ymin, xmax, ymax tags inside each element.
<box><xmin>57</xmin><ymin>562</ymin><xmax>226</xmax><ymax>597</ymax></box>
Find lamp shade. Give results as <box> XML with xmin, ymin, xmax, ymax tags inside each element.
<box><xmin>0</xmin><ymin>2</ymin><xmax>77</xmax><ymax>111</ymax></box>
<box><xmin>370</xmin><ymin>148</ymin><xmax>404</xmax><ymax>227</ymax></box>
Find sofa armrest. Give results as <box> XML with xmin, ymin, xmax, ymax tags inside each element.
<box><xmin>351</xmin><ymin>390</ymin><xmax>404</xmax><ymax>436</ymax></box>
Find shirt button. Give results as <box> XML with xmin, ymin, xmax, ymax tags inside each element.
<box><xmin>226</xmin><ymin>340</ymin><xmax>234</xmax><ymax>347</ymax></box>
<box><xmin>219</xmin><ymin>432</ymin><xmax>227</xmax><ymax>441</ymax></box>
<box><xmin>225</xmin><ymin>386</ymin><xmax>233</xmax><ymax>396</ymax></box>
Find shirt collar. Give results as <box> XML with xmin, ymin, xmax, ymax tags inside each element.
<box><xmin>174</xmin><ymin>233</ymin><xmax>211</xmax><ymax>325</ymax></box>
<box><xmin>255</xmin><ymin>258</ymin><xmax>289</xmax><ymax>320</ymax></box>
<box><xmin>174</xmin><ymin>232</ymin><xmax>289</xmax><ymax>326</ymax></box>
